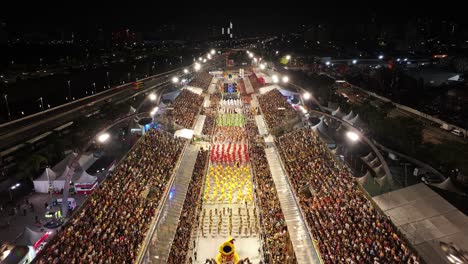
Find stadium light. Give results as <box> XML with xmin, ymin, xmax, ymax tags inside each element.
<box><xmin>260</xmin><ymin>64</ymin><xmax>266</xmax><ymax>70</ymax></box>
<box><xmin>97</xmin><ymin>133</ymin><xmax>110</xmax><ymax>143</ymax></box>
<box><xmin>286</xmin><ymin>55</ymin><xmax>291</xmax><ymax>60</ymax></box>
<box><xmin>150</xmin><ymin>107</ymin><xmax>159</xmax><ymax>116</ymax></box>
<box><xmin>275</xmin><ymin>51</ymin><xmax>279</xmax><ymax>54</ymax></box>
<box><xmin>210</xmin><ymin>49</ymin><xmax>216</xmax><ymax>55</ymax></box>
<box><xmin>172</xmin><ymin>76</ymin><xmax>179</xmax><ymax>83</ymax></box>
<box><xmin>249</xmin><ymin>53</ymin><xmax>254</xmax><ymax>58</ymax></box>
<box><xmin>149</xmin><ymin>93</ymin><xmax>157</xmax><ymax>101</ymax></box>
<box><xmin>352</xmin><ymin>59</ymin><xmax>357</xmax><ymax>64</ymax></box>
<box><xmin>198</xmin><ymin>57</ymin><xmax>203</xmax><ymax>61</ymax></box>
<box><xmin>194</xmin><ymin>63</ymin><xmax>201</xmax><ymax>71</ymax></box>
<box><xmin>183</xmin><ymin>69</ymin><xmax>189</xmax><ymax>74</ymax></box>
<box><xmin>207</xmin><ymin>54</ymin><xmax>212</xmax><ymax>60</ymax></box>
<box><xmin>378</xmin><ymin>55</ymin><xmax>384</xmax><ymax>59</ymax></box>
<box><xmin>346</xmin><ymin>131</ymin><xmax>359</xmax><ymax>142</ymax></box>
<box><xmin>282</xmin><ymin>76</ymin><xmax>289</xmax><ymax>83</ymax></box>
<box><xmin>203</xmin><ymin>59</ymin><xmax>207</xmax><ymax>63</ymax></box>
<box><xmin>325</xmin><ymin>61</ymin><xmax>331</xmax><ymax>66</ymax></box>
<box><xmin>303</xmin><ymin>92</ymin><xmax>311</xmax><ymax>100</ymax></box>
<box><xmin>272</xmin><ymin>74</ymin><xmax>279</xmax><ymax>83</ymax></box>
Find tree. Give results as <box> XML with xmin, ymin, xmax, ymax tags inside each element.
<box><xmin>16</xmin><ymin>153</ymin><xmax>48</xmax><ymax>181</ymax></box>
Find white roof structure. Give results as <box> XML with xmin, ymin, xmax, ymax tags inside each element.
<box><xmin>174</xmin><ymin>128</ymin><xmax>194</xmax><ymax>139</ymax></box>
<box><xmin>255</xmin><ymin>72</ymin><xmax>273</xmax><ymax>84</ymax></box>
<box><xmin>183</xmin><ymin>86</ymin><xmax>203</xmax><ymax>95</ymax></box>
<box><xmin>349</xmin><ymin>113</ymin><xmax>365</xmax><ymax>127</ymax></box>
<box><xmin>369</xmin><ymin>156</ymin><xmax>381</xmax><ymax>168</ymax></box>
<box><xmin>373</xmin><ymin>183</ymin><xmax>468</xmax><ymax>264</ymax></box>
<box><xmin>431</xmin><ymin>177</ymin><xmax>463</xmax><ymax>194</ymax></box>
<box><xmin>332</xmin><ymin>107</ymin><xmax>346</xmax><ymax>119</ymax></box>
<box><xmin>343</xmin><ymin>110</ymin><xmax>356</xmax><ymax>121</ymax></box>
<box><xmin>356</xmin><ymin>171</ymin><xmax>372</xmax><ymax>185</ymax></box>
<box><xmin>361</xmin><ymin>152</ymin><xmax>375</xmax><ymax>163</ymax></box>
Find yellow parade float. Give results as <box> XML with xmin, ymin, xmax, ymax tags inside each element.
<box><xmin>216</xmin><ymin>237</ymin><xmax>239</xmax><ymax>264</ymax></box>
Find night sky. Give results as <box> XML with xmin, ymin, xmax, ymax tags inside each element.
<box><xmin>1</xmin><ymin>3</ymin><xmax>466</xmax><ymax>33</ymax></box>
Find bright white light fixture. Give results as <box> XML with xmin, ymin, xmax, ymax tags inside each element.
<box><xmin>286</xmin><ymin>55</ymin><xmax>291</xmax><ymax>60</ymax></box>
<box><xmin>172</xmin><ymin>76</ymin><xmax>179</xmax><ymax>83</ymax></box>
<box><xmin>346</xmin><ymin>131</ymin><xmax>359</xmax><ymax>142</ymax></box>
<box><xmin>98</xmin><ymin>133</ymin><xmax>110</xmax><ymax>143</ymax></box>
<box><xmin>149</xmin><ymin>93</ymin><xmax>157</xmax><ymax>101</ymax></box>
<box><xmin>259</xmin><ymin>64</ymin><xmax>265</xmax><ymax>70</ymax></box>
<box><xmin>207</xmin><ymin>54</ymin><xmax>212</xmax><ymax>60</ymax></box>
<box><xmin>378</xmin><ymin>55</ymin><xmax>384</xmax><ymax>59</ymax></box>
<box><xmin>249</xmin><ymin>53</ymin><xmax>254</xmax><ymax>58</ymax></box>
<box><xmin>183</xmin><ymin>69</ymin><xmax>189</xmax><ymax>74</ymax></box>
<box><xmin>303</xmin><ymin>92</ymin><xmax>311</xmax><ymax>100</ymax></box>
<box><xmin>210</xmin><ymin>49</ymin><xmax>216</xmax><ymax>55</ymax></box>
<box><xmin>203</xmin><ymin>59</ymin><xmax>207</xmax><ymax>63</ymax></box>
<box><xmin>272</xmin><ymin>75</ymin><xmax>279</xmax><ymax>83</ymax></box>
<box><xmin>282</xmin><ymin>76</ymin><xmax>289</xmax><ymax>83</ymax></box>
<box><xmin>198</xmin><ymin>57</ymin><xmax>202</xmax><ymax>61</ymax></box>
<box><xmin>352</xmin><ymin>59</ymin><xmax>357</xmax><ymax>64</ymax></box>
<box><xmin>150</xmin><ymin>107</ymin><xmax>159</xmax><ymax>116</ymax></box>
<box><xmin>194</xmin><ymin>63</ymin><xmax>201</xmax><ymax>71</ymax></box>
<box><xmin>325</xmin><ymin>61</ymin><xmax>331</xmax><ymax>66</ymax></box>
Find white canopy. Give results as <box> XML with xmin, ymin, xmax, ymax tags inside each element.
<box><xmin>33</xmin><ymin>168</ymin><xmax>56</xmax><ymax>193</ymax></box>
<box><xmin>78</xmin><ymin>154</ymin><xmax>97</xmax><ymax>171</ymax></box>
<box><xmin>52</xmin><ymin>152</ymin><xmax>78</xmax><ymax>176</ymax></box>
<box><xmin>52</xmin><ymin>166</ymin><xmax>72</xmax><ymax>191</ymax></box>
<box><xmin>183</xmin><ymin>86</ymin><xmax>203</xmax><ymax>95</ymax></box>
<box><xmin>75</xmin><ymin>170</ymin><xmax>97</xmax><ymax>185</ymax></box>
<box><xmin>174</xmin><ymin>128</ymin><xmax>194</xmax><ymax>139</ymax></box>
<box><xmin>369</xmin><ymin>156</ymin><xmax>381</xmax><ymax>168</ymax></box>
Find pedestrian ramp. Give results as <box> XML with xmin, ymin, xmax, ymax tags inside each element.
<box><xmin>264</xmin><ymin>147</ymin><xmax>322</xmax><ymax>264</ymax></box>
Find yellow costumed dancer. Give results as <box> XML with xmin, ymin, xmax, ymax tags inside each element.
<box><xmin>215</xmin><ymin>237</ymin><xmax>239</xmax><ymax>264</ymax></box>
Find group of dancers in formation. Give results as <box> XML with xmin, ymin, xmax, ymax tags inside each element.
<box><xmin>200</xmin><ymin>206</ymin><xmax>259</xmax><ymax>237</ymax></box>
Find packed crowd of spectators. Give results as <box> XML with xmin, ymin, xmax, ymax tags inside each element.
<box><xmin>165</xmin><ymin>89</ymin><xmax>203</xmax><ymax>128</ymax></box>
<box><xmin>37</xmin><ymin>129</ymin><xmax>186</xmax><ymax>264</ymax></box>
<box><xmin>258</xmin><ymin>89</ymin><xmax>298</xmax><ymax>130</ymax></box>
<box><xmin>168</xmin><ymin>149</ymin><xmax>209</xmax><ymax>264</ymax></box>
<box><xmin>249</xmin><ymin>138</ymin><xmax>297</xmax><ymax>263</ymax></box>
<box><xmin>277</xmin><ymin>128</ymin><xmax>420</xmax><ymax>264</ymax></box>
<box><xmin>202</xmin><ymin>93</ymin><xmax>221</xmax><ymax>137</ymax></box>
<box><xmin>189</xmin><ymin>72</ymin><xmax>213</xmax><ymax>90</ymax></box>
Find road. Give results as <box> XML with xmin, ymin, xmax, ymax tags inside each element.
<box><xmin>0</xmin><ymin>59</ymin><xmax>223</xmax><ymax>151</ymax></box>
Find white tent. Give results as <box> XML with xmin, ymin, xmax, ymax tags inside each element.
<box><xmin>52</xmin><ymin>166</ymin><xmax>72</xmax><ymax>191</ymax></box>
<box><xmin>258</xmin><ymin>85</ymin><xmax>281</xmax><ymax>94</ymax></box>
<box><xmin>15</xmin><ymin>227</ymin><xmax>45</xmax><ymax>247</ymax></box>
<box><xmin>183</xmin><ymin>86</ymin><xmax>203</xmax><ymax>95</ymax></box>
<box><xmin>374</xmin><ymin>164</ymin><xmax>386</xmax><ymax>178</ymax></box>
<box><xmin>343</xmin><ymin>111</ymin><xmax>356</xmax><ymax>121</ymax></box>
<box><xmin>52</xmin><ymin>152</ymin><xmax>77</xmax><ymax>176</ymax></box>
<box><xmin>33</xmin><ymin>168</ymin><xmax>56</xmax><ymax>193</ymax></box>
<box><xmin>78</xmin><ymin>154</ymin><xmax>97</xmax><ymax>171</ymax></box>
<box><xmin>356</xmin><ymin>171</ymin><xmax>371</xmax><ymax>185</ymax></box>
<box><xmin>75</xmin><ymin>170</ymin><xmax>97</xmax><ymax>185</ymax></box>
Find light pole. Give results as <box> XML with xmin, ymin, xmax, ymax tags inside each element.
<box><xmin>106</xmin><ymin>72</ymin><xmax>110</xmax><ymax>88</ymax></box>
<box><xmin>3</xmin><ymin>94</ymin><xmax>11</xmax><ymax>121</ymax></box>
<box><xmin>92</xmin><ymin>82</ymin><xmax>96</xmax><ymax>94</ymax></box>
<box><xmin>67</xmin><ymin>80</ymin><xmax>71</xmax><ymax>101</ymax></box>
<box><xmin>38</xmin><ymin>97</ymin><xmax>44</xmax><ymax>111</ymax></box>
<box><xmin>9</xmin><ymin>183</ymin><xmax>20</xmax><ymax>201</ymax></box>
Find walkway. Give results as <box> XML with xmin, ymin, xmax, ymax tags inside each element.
<box><xmin>193</xmin><ymin>115</ymin><xmax>206</xmax><ymax>137</ymax></box>
<box><xmin>264</xmin><ymin>146</ymin><xmax>321</xmax><ymax>264</ymax></box>
<box><xmin>244</xmin><ymin>77</ymin><xmax>255</xmax><ymax>94</ymax></box>
<box><xmin>254</xmin><ymin>115</ymin><xmax>268</xmax><ymax>136</ymax></box>
<box><xmin>146</xmin><ymin>144</ymin><xmax>200</xmax><ymax>264</ymax></box>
